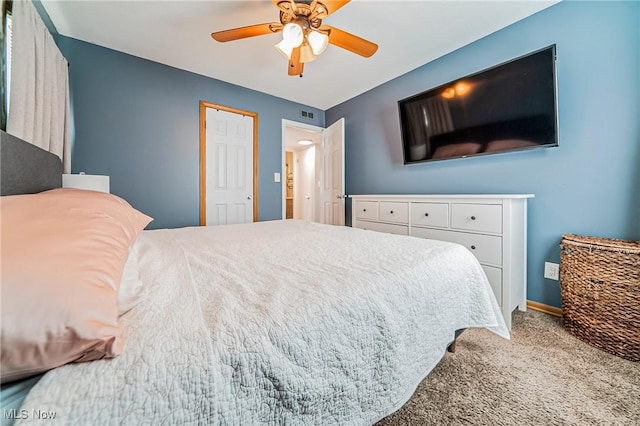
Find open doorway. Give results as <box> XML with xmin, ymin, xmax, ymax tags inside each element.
<box><xmin>281</xmin><ymin>119</ymin><xmax>322</xmax><ymax>221</ymax></box>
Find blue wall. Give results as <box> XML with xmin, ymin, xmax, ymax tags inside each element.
<box><xmin>326</xmin><ymin>1</ymin><xmax>640</xmax><ymax>308</ymax></box>
<box><xmin>56</xmin><ymin>36</ymin><xmax>324</xmax><ymax>229</ymax></box>
<box><xmin>46</xmin><ymin>1</ymin><xmax>638</xmax><ymax>308</ymax></box>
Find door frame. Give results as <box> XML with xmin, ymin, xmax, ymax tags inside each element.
<box><xmin>281</xmin><ymin>119</ymin><xmax>324</xmax><ymax>220</ymax></box>
<box><xmin>200</xmin><ymin>101</ymin><xmax>259</xmax><ymax>225</ymax></box>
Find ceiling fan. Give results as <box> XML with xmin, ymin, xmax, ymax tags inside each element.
<box><xmin>211</xmin><ymin>0</ymin><xmax>378</xmax><ymax>77</ymax></box>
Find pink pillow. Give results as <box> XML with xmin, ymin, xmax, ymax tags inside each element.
<box><xmin>0</xmin><ymin>188</ymin><xmax>152</xmax><ymax>382</ymax></box>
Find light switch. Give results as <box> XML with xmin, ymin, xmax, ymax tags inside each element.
<box><xmin>274</xmin><ymin>172</ymin><xmax>281</xmax><ymax>183</ymax></box>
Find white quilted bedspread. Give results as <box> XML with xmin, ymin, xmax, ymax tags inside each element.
<box><xmin>18</xmin><ymin>220</ymin><xmax>508</xmax><ymax>425</ymax></box>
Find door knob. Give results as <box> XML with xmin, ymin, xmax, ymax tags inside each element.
<box><xmin>247</xmin><ymin>195</ymin><xmax>253</xmax><ymax>200</ymax></box>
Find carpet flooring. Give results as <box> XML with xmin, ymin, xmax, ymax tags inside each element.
<box><xmin>377</xmin><ymin>310</ymin><xmax>640</xmax><ymax>425</ymax></box>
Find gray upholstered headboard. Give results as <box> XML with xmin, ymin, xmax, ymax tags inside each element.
<box><xmin>1</xmin><ymin>131</ymin><xmax>62</xmax><ymax>196</ymax></box>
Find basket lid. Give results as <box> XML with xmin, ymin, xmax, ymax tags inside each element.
<box><xmin>561</xmin><ymin>234</ymin><xmax>640</xmax><ymax>254</ymax></box>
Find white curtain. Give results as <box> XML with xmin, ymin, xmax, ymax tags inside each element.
<box><xmin>7</xmin><ymin>0</ymin><xmax>71</xmax><ymax>173</ymax></box>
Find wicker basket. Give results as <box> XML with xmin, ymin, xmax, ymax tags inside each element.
<box><xmin>559</xmin><ymin>234</ymin><xmax>640</xmax><ymax>361</ymax></box>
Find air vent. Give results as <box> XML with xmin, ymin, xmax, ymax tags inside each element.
<box><xmin>300</xmin><ymin>110</ymin><xmax>314</xmax><ymax>120</ymax></box>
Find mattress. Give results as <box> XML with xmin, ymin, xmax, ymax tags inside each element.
<box><xmin>16</xmin><ymin>220</ymin><xmax>508</xmax><ymax>425</ymax></box>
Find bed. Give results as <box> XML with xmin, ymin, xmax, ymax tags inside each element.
<box><xmin>0</xmin><ymin>132</ymin><xmax>508</xmax><ymax>425</ymax></box>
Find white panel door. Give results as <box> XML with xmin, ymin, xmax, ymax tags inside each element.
<box><xmin>293</xmin><ymin>147</ymin><xmax>315</xmax><ymax>221</ymax></box>
<box><xmin>319</xmin><ymin>118</ymin><xmax>345</xmax><ymax>226</ymax></box>
<box><xmin>205</xmin><ymin>108</ymin><xmax>253</xmax><ymax>225</ymax></box>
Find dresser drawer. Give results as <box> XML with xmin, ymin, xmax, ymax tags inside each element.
<box><xmin>379</xmin><ymin>202</ymin><xmax>409</xmax><ymax>224</ymax></box>
<box><xmin>411</xmin><ymin>228</ymin><xmax>502</xmax><ymax>266</ymax></box>
<box><xmin>451</xmin><ymin>203</ymin><xmax>502</xmax><ymax>234</ymax></box>
<box><xmin>411</xmin><ymin>202</ymin><xmax>449</xmax><ymax>228</ymax></box>
<box><xmin>354</xmin><ymin>201</ymin><xmax>378</xmax><ymax>221</ymax></box>
<box><xmin>356</xmin><ymin>220</ymin><xmax>409</xmax><ymax>236</ymax></box>
<box><xmin>481</xmin><ymin>265</ymin><xmax>503</xmax><ymax>307</ymax></box>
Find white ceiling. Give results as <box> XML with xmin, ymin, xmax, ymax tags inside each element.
<box><xmin>41</xmin><ymin>0</ymin><xmax>559</xmax><ymax>110</ymax></box>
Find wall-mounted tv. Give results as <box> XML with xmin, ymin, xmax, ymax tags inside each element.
<box><xmin>398</xmin><ymin>45</ymin><xmax>558</xmax><ymax>164</ymax></box>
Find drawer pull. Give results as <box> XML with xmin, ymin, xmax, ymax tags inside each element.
<box><xmin>424</xmin><ymin>213</ymin><xmax>429</xmax><ymax>217</ymax></box>
<box><xmin>390</xmin><ymin>210</ymin><xmax>394</xmax><ymax>214</ymax></box>
<box><xmin>363</xmin><ymin>209</ymin><xmax>367</xmax><ymax>212</ymax></box>
<box><xmin>471</xmin><ymin>216</ymin><xmax>476</xmax><ymax>220</ymax></box>
<box><xmin>471</xmin><ymin>245</ymin><xmax>476</xmax><ymax>250</ymax></box>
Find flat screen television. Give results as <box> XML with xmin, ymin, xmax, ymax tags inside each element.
<box><xmin>398</xmin><ymin>45</ymin><xmax>558</xmax><ymax>164</ymax></box>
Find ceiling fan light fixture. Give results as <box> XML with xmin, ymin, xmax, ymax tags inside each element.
<box><xmin>275</xmin><ymin>22</ymin><xmax>305</xmax><ymax>59</ymax></box>
<box><xmin>307</xmin><ymin>30</ymin><xmax>329</xmax><ymax>55</ymax></box>
<box><xmin>281</xmin><ymin>22</ymin><xmax>304</xmax><ymax>47</ymax></box>
<box><xmin>275</xmin><ymin>39</ymin><xmax>295</xmax><ymax>59</ymax></box>
<box><xmin>299</xmin><ymin>43</ymin><xmax>317</xmax><ymax>63</ymax></box>
<box><xmin>211</xmin><ymin>0</ymin><xmax>379</xmax><ymax>77</ymax></box>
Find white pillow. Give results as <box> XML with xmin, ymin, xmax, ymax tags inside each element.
<box><xmin>118</xmin><ymin>249</ymin><xmax>144</xmax><ymax>316</ymax></box>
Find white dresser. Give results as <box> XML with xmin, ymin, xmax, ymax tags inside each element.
<box><xmin>350</xmin><ymin>194</ymin><xmax>534</xmax><ymax>329</ymax></box>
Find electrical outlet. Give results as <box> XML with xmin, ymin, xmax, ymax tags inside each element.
<box><xmin>544</xmin><ymin>262</ymin><xmax>559</xmax><ymax>280</ymax></box>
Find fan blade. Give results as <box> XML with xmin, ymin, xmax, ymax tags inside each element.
<box><xmin>318</xmin><ymin>0</ymin><xmax>350</xmax><ymax>16</ymax></box>
<box><xmin>212</xmin><ymin>23</ymin><xmax>282</xmax><ymax>42</ymax></box>
<box><xmin>323</xmin><ymin>25</ymin><xmax>378</xmax><ymax>58</ymax></box>
<box><xmin>288</xmin><ymin>46</ymin><xmax>304</xmax><ymax>76</ymax></box>
<box><xmin>309</xmin><ymin>0</ymin><xmax>349</xmax><ymax>20</ymax></box>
